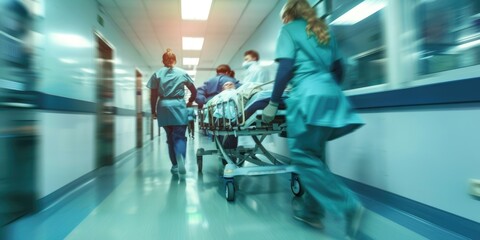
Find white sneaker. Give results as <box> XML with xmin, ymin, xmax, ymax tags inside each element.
<box><xmin>177</xmin><ymin>156</ymin><xmax>186</xmax><ymax>174</ymax></box>
<box><xmin>170</xmin><ymin>165</ymin><xmax>179</xmax><ymax>174</ymax></box>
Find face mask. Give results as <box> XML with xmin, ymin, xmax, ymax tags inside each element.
<box><xmin>242</xmin><ymin>61</ymin><xmax>254</xmax><ymax>69</ymax></box>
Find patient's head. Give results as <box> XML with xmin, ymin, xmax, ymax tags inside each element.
<box><xmin>222</xmin><ymin>81</ymin><xmax>236</xmax><ymax>90</ymax></box>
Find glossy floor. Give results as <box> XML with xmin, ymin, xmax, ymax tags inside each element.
<box><xmin>3</xmin><ymin>131</ymin><xmax>425</xmax><ymax>240</ymax></box>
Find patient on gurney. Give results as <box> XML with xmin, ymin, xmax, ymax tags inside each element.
<box><xmin>202</xmin><ymin>81</ymin><xmax>239</xmax><ymax>123</ymax></box>
<box><xmin>202</xmin><ymin>81</ymin><xmax>287</xmax><ymax>124</ymax></box>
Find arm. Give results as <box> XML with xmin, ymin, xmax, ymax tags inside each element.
<box><xmin>195</xmin><ymin>81</ymin><xmax>209</xmax><ymax>107</ymax></box>
<box><xmin>330</xmin><ymin>32</ymin><xmax>344</xmax><ymax>84</ymax></box>
<box><xmin>185</xmin><ymin>80</ymin><xmax>197</xmax><ymax>107</ymax></box>
<box><xmin>262</xmin><ymin>58</ymin><xmax>294</xmax><ymax>123</ymax></box>
<box><xmin>270</xmin><ymin>58</ymin><xmax>294</xmax><ymax>103</ymax></box>
<box><xmin>146</xmin><ymin>73</ymin><xmax>159</xmax><ymax>119</ymax></box>
<box><xmin>150</xmin><ymin>88</ymin><xmax>158</xmax><ymax>119</ymax></box>
<box><xmin>234</xmin><ymin>78</ymin><xmax>241</xmax><ymax>89</ymax></box>
<box><xmin>331</xmin><ymin>59</ymin><xmax>344</xmax><ymax>84</ymax></box>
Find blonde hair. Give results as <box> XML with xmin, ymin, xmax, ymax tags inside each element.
<box><xmin>162</xmin><ymin>48</ymin><xmax>176</xmax><ymax>68</ymax></box>
<box><xmin>281</xmin><ymin>0</ymin><xmax>330</xmax><ymax>45</ymax></box>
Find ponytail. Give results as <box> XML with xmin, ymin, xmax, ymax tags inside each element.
<box><xmin>162</xmin><ymin>48</ymin><xmax>176</xmax><ymax>68</ymax></box>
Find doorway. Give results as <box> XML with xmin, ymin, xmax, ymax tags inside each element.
<box><xmin>135</xmin><ymin>69</ymin><xmax>143</xmax><ymax>148</ymax></box>
<box><xmin>95</xmin><ymin>34</ymin><xmax>115</xmax><ymax>167</ymax></box>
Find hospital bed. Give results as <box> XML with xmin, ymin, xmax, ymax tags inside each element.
<box><xmin>196</xmin><ymin>82</ymin><xmax>304</xmax><ymax>201</ymax></box>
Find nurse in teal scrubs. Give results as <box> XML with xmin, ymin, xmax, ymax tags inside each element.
<box><xmin>262</xmin><ymin>0</ymin><xmax>364</xmax><ymax>237</ymax></box>
<box><xmin>147</xmin><ymin>49</ymin><xmax>197</xmax><ymax>174</ymax></box>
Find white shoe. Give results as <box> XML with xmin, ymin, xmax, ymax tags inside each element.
<box><xmin>177</xmin><ymin>156</ymin><xmax>186</xmax><ymax>174</ymax></box>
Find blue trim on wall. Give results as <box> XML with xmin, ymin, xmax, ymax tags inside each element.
<box><xmin>38</xmin><ymin>93</ymin><xmax>136</xmax><ymax>116</ymax></box>
<box><xmin>339</xmin><ymin>176</ymin><xmax>480</xmax><ymax>239</ymax></box>
<box><xmin>350</xmin><ymin>78</ymin><xmax>480</xmax><ymax>109</ymax></box>
<box><xmin>115</xmin><ymin>107</ymin><xmax>136</xmax><ymax>116</ymax></box>
<box><xmin>38</xmin><ymin>93</ymin><xmax>96</xmax><ymax>113</ymax></box>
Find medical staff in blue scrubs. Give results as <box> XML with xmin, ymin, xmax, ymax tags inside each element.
<box><xmin>195</xmin><ymin>64</ymin><xmax>240</xmax><ymax>150</ymax></box>
<box><xmin>195</xmin><ymin>64</ymin><xmax>240</xmax><ymax>108</ymax></box>
<box><xmin>147</xmin><ymin>49</ymin><xmax>197</xmax><ymax>174</ymax></box>
<box><xmin>262</xmin><ymin>0</ymin><xmax>365</xmax><ymax>238</ymax></box>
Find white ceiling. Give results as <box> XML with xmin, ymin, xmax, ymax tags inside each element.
<box><xmin>97</xmin><ymin>0</ymin><xmax>280</xmax><ymax>85</ymax></box>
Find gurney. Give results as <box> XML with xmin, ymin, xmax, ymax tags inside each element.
<box><xmin>196</xmin><ymin>82</ymin><xmax>304</xmax><ymax>201</ymax></box>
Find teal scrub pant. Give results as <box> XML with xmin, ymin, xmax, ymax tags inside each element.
<box><xmin>163</xmin><ymin>125</ymin><xmax>187</xmax><ymax>166</ymax></box>
<box><xmin>288</xmin><ymin>125</ymin><xmax>360</xmax><ymax>218</ymax></box>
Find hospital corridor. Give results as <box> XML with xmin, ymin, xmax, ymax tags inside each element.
<box><xmin>4</xmin><ymin>134</ymin><xmax>436</xmax><ymax>240</ymax></box>
<box><xmin>1</xmin><ymin>0</ymin><xmax>479</xmax><ymax>239</ymax></box>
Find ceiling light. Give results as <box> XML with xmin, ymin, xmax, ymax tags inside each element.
<box><xmin>182</xmin><ymin>37</ymin><xmax>204</xmax><ymax>50</ymax></box>
<box><xmin>183</xmin><ymin>58</ymin><xmax>199</xmax><ymax>66</ymax></box>
<box><xmin>181</xmin><ymin>0</ymin><xmax>212</xmax><ymax>20</ymax></box>
<box><xmin>331</xmin><ymin>0</ymin><xmax>386</xmax><ymax>25</ymax></box>
<box><xmin>51</xmin><ymin>33</ymin><xmax>92</xmax><ymax>48</ymax></box>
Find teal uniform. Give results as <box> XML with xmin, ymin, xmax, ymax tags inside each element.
<box><xmin>275</xmin><ymin>19</ymin><xmax>364</xmax><ymax>219</ymax></box>
<box><xmin>147</xmin><ymin>66</ymin><xmax>196</xmax><ymax>170</ymax></box>
<box><xmin>147</xmin><ymin>67</ymin><xmax>195</xmax><ymax>127</ymax></box>
<box><xmin>276</xmin><ymin>19</ymin><xmax>363</xmax><ymax>138</ymax></box>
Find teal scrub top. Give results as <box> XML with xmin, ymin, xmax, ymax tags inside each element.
<box><xmin>275</xmin><ymin>19</ymin><xmax>364</xmax><ymax>139</ymax></box>
<box><xmin>147</xmin><ymin>67</ymin><xmax>194</xmax><ymax>127</ymax></box>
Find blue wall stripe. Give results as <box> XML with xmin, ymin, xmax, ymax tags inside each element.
<box><xmin>115</xmin><ymin>107</ymin><xmax>136</xmax><ymax>116</ymax></box>
<box><xmin>350</xmin><ymin>78</ymin><xmax>480</xmax><ymax>109</ymax></box>
<box><xmin>38</xmin><ymin>93</ymin><xmax>96</xmax><ymax>113</ymax></box>
<box><xmin>340</xmin><ymin>176</ymin><xmax>480</xmax><ymax>239</ymax></box>
<box><xmin>38</xmin><ymin>93</ymin><xmax>136</xmax><ymax>116</ymax></box>
<box><xmin>38</xmin><ymin>78</ymin><xmax>480</xmax><ymax>115</ymax></box>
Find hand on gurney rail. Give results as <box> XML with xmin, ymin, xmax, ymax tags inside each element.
<box><xmin>262</xmin><ymin>101</ymin><xmax>279</xmax><ymax>123</ymax></box>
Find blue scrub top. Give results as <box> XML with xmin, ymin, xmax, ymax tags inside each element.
<box><xmin>147</xmin><ymin>67</ymin><xmax>195</xmax><ymax>127</ymax></box>
<box><xmin>195</xmin><ymin>74</ymin><xmax>240</xmax><ymax>106</ymax></box>
<box><xmin>275</xmin><ymin>19</ymin><xmax>363</xmax><ymax>139</ymax></box>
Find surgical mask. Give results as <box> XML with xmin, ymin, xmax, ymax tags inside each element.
<box><xmin>242</xmin><ymin>61</ymin><xmax>254</xmax><ymax>69</ymax></box>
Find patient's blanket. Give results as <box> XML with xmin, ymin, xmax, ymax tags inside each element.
<box><xmin>202</xmin><ymin>82</ymin><xmax>284</xmax><ymax>124</ymax></box>
<box><xmin>202</xmin><ymin>89</ymin><xmax>238</xmax><ymax>123</ymax></box>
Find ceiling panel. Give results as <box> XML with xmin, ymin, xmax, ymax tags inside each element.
<box><xmin>98</xmin><ymin>0</ymin><xmax>279</xmax><ymax>85</ymax></box>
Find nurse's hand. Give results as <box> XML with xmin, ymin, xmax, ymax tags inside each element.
<box><xmin>152</xmin><ymin>112</ymin><xmax>157</xmax><ymax>119</ymax></box>
<box><xmin>262</xmin><ymin>101</ymin><xmax>279</xmax><ymax>123</ymax></box>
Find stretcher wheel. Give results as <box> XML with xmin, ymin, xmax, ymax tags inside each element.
<box><xmin>225</xmin><ymin>180</ymin><xmax>235</xmax><ymax>201</ymax></box>
<box><xmin>291</xmin><ymin>174</ymin><xmax>304</xmax><ymax>196</ymax></box>
<box><xmin>197</xmin><ymin>156</ymin><xmax>203</xmax><ymax>173</ymax></box>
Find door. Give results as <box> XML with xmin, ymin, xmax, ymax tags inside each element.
<box><xmin>135</xmin><ymin>69</ymin><xmax>143</xmax><ymax>148</ymax></box>
<box><xmin>95</xmin><ymin>35</ymin><xmax>114</xmax><ymax>167</ymax></box>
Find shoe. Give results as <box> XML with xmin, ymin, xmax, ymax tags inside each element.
<box><xmin>178</xmin><ymin>157</ymin><xmax>186</xmax><ymax>174</ymax></box>
<box><xmin>345</xmin><ymin>205</ymin><xmax>365</xmax><ymax>238</ymax></box>
<box><xmin>170</xmin><ymin>165</ymin><xmax>179</xmax><ymax>174</ymax></box>
<box><xmin>293</xmin><ymin>210</ymin><xmax>324</xmax><ymax>229</ymax></box>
